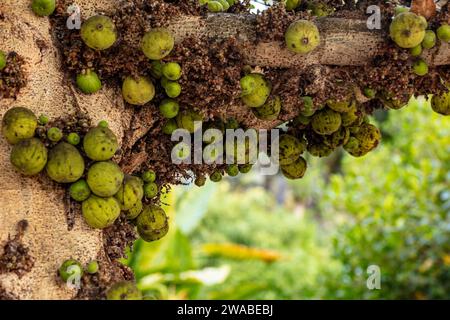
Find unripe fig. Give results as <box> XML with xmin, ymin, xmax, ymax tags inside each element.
<box><xmin>10</xmin><ymin>138</ymin><xmax>48</xmax><ymax>175</ymax></box>
<box><xmin>409</xmin><ymin>44</ymin><xmax>422</xmax><ymax>56</ymax></box>
<box><xmin>144</xmin><ymin>182</ymin><xmax>158</xmax><ymax>199</ymax></box>
<box><xmin>142</xmin><ymin>170</ymin><xmax>156</xmax><ymax>183</ymax></box>
<box><xmin>311</xmin><ymin>108</ymin><xmax>342</xmax><ymax>135</ymax></box>
<box><xmin>218</xmin><ymin>0</ymin><xmax>230</xmax><ymax>10</ymax></box>
<box><xmin>280</xmin><ymin>156</ymin><xmax>307</xmax><ymax>179</ymax></box>
<box><xmin>307</xmin><ymin>141</ymin><xmax>334</xmax><ymax>157</ymax></box>
<box><xmin>106</xmin><ymin>281</ymin><xmax>142</xmax><ymax>300</ymax></box>
<box><xmin>208</xmin><ymin>1</ymin><xmax>223</xmax><ymax>12</ymax></box>
<box><xmin>82</xmin><ymin>195</ymin><xmax>121</xmax><ymax>229</ymax></box>
<box><xmin>87</xmin><ymin>161</ymin><xmax>124</xmax><ymax>197</ymax></box>
<box><xmin>126</xmin><ymin>200</ymin><xmax>143</xmax><ymax>220</ymax></box>
<box><xmin>412</xmin><ymin>59</ymin><xmax>428</xmax><ymax>76</ymax></box>
<box><xmin>285</xmin><ymin>0</ymin><xmax>301</xmax><ymax>11</ymax></box>
<box><xmin>83</xmin><ymin>126</ymin><xmax>118</xmax><ymax>161</ymax></box>
<box><xmin>114</xmin><ymin>175</ymin><xmax>144</xmax><ymax>211</ymax></box>
<box><xmin>31</xmin><ymin>0</ymin><xmax>56</xmax><ymax>16</ymax></box>
<box><xmin>210</xmin><ymin>170</ymin><xmax>222</xmax><ymax>182</ymax></box>
<box><xmin>195</xmin><ymin>175</ymin><xmax>206</xmax><ymax>187</ymax></box>
<box><xmin>38</xmin><ymin>114</ymin><xmax>49</xmax><ymax>125</ymax></box>
<box><xmin>389</xmin><ymin>12</ymin><xmax>426</xmax><ymax>48</ymax></box>
<box><xmin>86</xmin><ymin>260</ymin><xmax>99</xmax><ymax>274</ymax></box>
<box><xmin>176</xmin><ymin>110</ymin><xmax>203</xmax><ymax>133</ymax></box>
<box><xmin>136</xmin><ymin>205</ymin><xmax>169</xmax><ymax>242</ymax></box>
<box><xmin>159</xmin><ymin>99</ymin><xmax>180</xmax><ymax>119</ymax></box>
<box><xmin>67</xmin><ymin>132</ymin><xmax>80</xmax><ymax>146</ymax></box>
<box><xmin>150</xmin><ymin>60</ymin><xmax>164</xmax><ymax>79</ymax></box>
<box><xmin>2</xmin><ymin>107</ymin><xmax>38</xmax><ymax>144</ymax></box>
<box><xmin>76</xmin><ymin>70</ymin><xmax>102</xmax><ymax>94</ymax></box>
<box><xmin>278</xmin><ymin>134</ymin><xmax>304</xmax><ymax>165</ymax></box>
<box><xmin>437</xmin><ymin>24</ymin><xmax>450</xmax><ymax>42</ymax></box>
<box><xmin>238</xmin><ymin>164</ymin><xmax>252</xmax><ymax>174</ymax></box>
<box><xmin>326</xmin><ymin>97</ymin><xmax>354</xmax><ymax>113</ymax></box>
<box><xmin>226</xmin><ymin>164</ymin><xmax>239</xmax><ymax>177</ymax></box>
<box><xmin>240</xmin><ymin>73</ymin><xmax>271</xmax><ymax>108</ymax></box>
<box><xmin>141</xmin><ymin>28</ymin><xmax>174</xmax><ymax>60</ymax></box>
<box><xmin>47</xmin><ymin>127</ymin><xmax>63</xmax><ymax>142</ymax></box>
<box><xmin>59</xmin><ymin>259</ymin><xmax>83</xmax><ymax>282</ymax></box>
<box><xmin>122</xmin><ymin>76</ymin><xmax>155</xmax><ymax>106</ymax></box>
<box><xmin>69</xmin><ymin>179</ymin><xmax>91</xmax><ymax>202</ymax></box>
<box><xmin>164</xmin><ymin>81</ymin><xmax>182</xmax><ymax>98</ymax></box>
<box><xmin>162</xmin><ymin>62</ymin><xmax>182</xmax><ymax>81</ymax></box>
<box><xmin>431</xmin><ymin>90</ymin><xmax>450</xmax><ymax>116</ymax></box>
<box><xmin>162</xmin><ymin>119</ymin><xmax>178</xmax><ymax>135</ymax></box>
<box><xmin>46</xmin><ymin>142</ymin><xmax>85</xmax><ymax>183</ymax></box>
<box><xmin>344</xmin><ymin>123</ymin><xmax>381</xmax><ymax>157</ymax></box>
<box><xmin>421</xmin><ymin>30</ymin><xmax>436</xmax><ymax>49</ymax></box>
<box><xmin>285</xmin><ymin>20</ymin><xmax>320</xmax><ymax>54</ymax></box>
<box><xmin>80</xmin><ymin>15</ymin><xmax>117</xmax><ymax>50</ymax></box>
<box><xmin>252</xmin><ymin>96</ymin><xmax>281</xmax><ymax>121</ymax></box>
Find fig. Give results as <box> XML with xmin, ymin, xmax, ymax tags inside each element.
<box><xmin>252</xmin><ymin>96</ymin><xmax>281</xmax><ymax>121</ymax></box>
<box><xmin>431</xmin><ymin>89</ymin><xmax>450</xmax><ymax>116</ymax></box>
<box><xmin>76</xmin><ymin>70</ymin><xmax>102</xmax><ymax>94</ymax></box>
<box><xmin>162</xmin><ymin>62</ymin><xmax>182</xmax><ymax>81</ymax></box>
<box><xmin>389</xmin><ymin>12</ymin><xmax>426</xmax><ymax>48</ymax></box>
<box><xmin>106</xmin><ymin>281</ymin><xmax>142</xmax><ymax>300</ymax></box>
<box><xmin>240</xmin><ymin>73</ymin><xmax>271</xmax><ymax>108</ymax></box>
<box><xmin>31</xmin><ymin>0</ymin><xmax>56</xmax><ymax>16</ymax></box>
<box><xmin>2</xmin><ymin>107</ymin><xmax>38</xmax><ymax>145</ymax></box>
<box><xmin>46</xmin><ymin>142</ymin><xmax>85</xmax><ymax>183</ymax></box>
<box><xmin>285</xmin><ymin>20</ymin><xmax>320</xmax><ymax>54</ymax></box>
<box><xmin>80</xmin><ymin>15</ymin><xmax>117</xmax><ymax>50</ymax></box>
<box><xmin>86</xmin><ymin>161</ymin><xmax>124</xmax><ymax>197</ymax></box>
<box><xmin>58</xmin><ymin>259</ymin><xmax>83</xmax><ymax>282</ymax></box>
<box><xmin>122</xmin><ymin>76</ymin><xmax>155</xmax><ymax>106</ymax></box>
<box><xmin>311</xmin><ymin>108</ymin><xmax>342</xmax><ymax>135</ymax></box>
<box><xmin>278</xmin><ymin>134</ymin><xmax>304</xmax><ymax>165</ymax></box>
<box><xmin>159</xmin><ymin>99</ymin><xmax>180</xmax><ymax>119</ymax></box>
<box><xmin>69</xmin><ymin>179</ymin><xmax>91</xmax><ymax>202</ymax></box>
<box><xmin>0</xmin><ymin>51</ymin><xmax>6</xmax><ymax>70</ymax></box>
<box><xmin>83</xmin><ymin>126</ymin><xmax>118</xmax><ymax>161</ymax></box>
<box><xmin>114</xmin><ymin>175</ymin><xmax>144</xmax><ymax>211</ymax></box>
<box><xmin>280</xmin><ymin>157</ymin><xmax>307</xmax><ymax>179</ymax></box>
<box><xmin>136</xmin><ymin>205</ymin><xmax>169</xmax><ymax>242</ymax></box>
<box><xmin>141</xmin><ymin>28</ymin><xmax>174</xmax><ymax>60</ymax></box>
<box><xmin>176</xmin><ymin>110</ymin><xmax>203</xmax><ymax>133</ymax></box>
<box><xmin>10</xmin><ymin>138</ymin><xmax>48</xmax><ymax>176</ymax></box>
<box><xmin>82</xmin><ymin>195</ymin><xmax>121</xmax><ymax>229</ymax></box>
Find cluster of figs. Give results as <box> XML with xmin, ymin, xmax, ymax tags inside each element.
<box><xmin>1</xmin><ymin>107</ymin><xmax>169</xmax><ymax>243</ymax></box>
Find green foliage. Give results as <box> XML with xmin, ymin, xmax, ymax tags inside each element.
<box><xmin>321</xmin><ymin>98</ymin><xmax>450</xmax><ymax>299</ymax></box>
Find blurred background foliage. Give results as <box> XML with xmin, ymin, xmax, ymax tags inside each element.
<box><xmin>125</xmin><ymin>97</ymin><xmax>450</xmax><ymax>299</ymax></box>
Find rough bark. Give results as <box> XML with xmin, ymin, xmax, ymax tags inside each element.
<box><xmin>0</xmin><ymin>0</ymin><xmax>449</xmax><ymax>300</ymax></box>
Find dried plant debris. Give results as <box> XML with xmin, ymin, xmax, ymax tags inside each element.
<box><xmin>0</xmin><ymin>220</ymin><xmax>35</xmax><ymax>278</ymax></box>
<box><xmin>0</xmin><ymin>285</ymin><xmax>18</xmax><ymax>300</ymax></box>
<box><xmin>0</xmin><ymin>52</ymin><xmax>27</xmax><ymax>100</ymax></box>
<box><xmin>103</xmin><ymin>214</ymin><xmax>137</xmax><ymax>261</ymax></box>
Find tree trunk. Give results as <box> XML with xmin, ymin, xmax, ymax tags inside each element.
<box><xmin>0</xmin><ymin>0</ymin><xmax>449</xmax><ymax>299</ymax></box>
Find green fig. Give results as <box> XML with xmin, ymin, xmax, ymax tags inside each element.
<box><xmin>421</xmin><ymin>30</ymin><xmax>436</xmax><ymax>49</ymax></box>
<box><xmin>285</xmin><ymin>20</ymin><xmax>320</xmax><ymax>54</ymax></box>
<box><xmin>280</xmin><ymin>156</ymin><xmax>307</xmax><ymax>179</ymax></box>
<box><xmin>252</xmin><ymin>96</ymin><xmax>281</xmax><ymax>120</ymax></box>
<box><xmin>0</xmin><ymin>51</ymin><xmax>6</xmax><ymax>70</ymax></box>
<box><xmin>76</xmin><ymin>70</ymin><xmax>102</xmax><ymax>94</ymax></box>
<box><xmin>106</xmin><ymin>281</ymin><xmax>142</xmax><ymax>300</ymax></box>
<box><xmin>2</xmin><ymin>107</ymin><xmax>38</xmax><ymax>145</ymax></box>
<box><xmin>277</xmin><ymin>134</ymin><xmax>304</xmax><ymax>165</ymax></box>
<box><xmin>437</xmin><ymin>24</ymin><xmax>450</xmax><ymax>42</ymax></box>
<box><xmin>176</xmin><ymin>110</ymin><xmax>203</xmax><ymax>133</ymax></box>
<box><xmin>80</xmin><ymin>15</ymin><xmax>117</xmax><ymax>50</ymax></box>
<box><xmin>159</xmin><ymin>99</ymin><xmax>180</xmax><ymax>119</ymax></box>
<box><xmin>87</xmin><ymin>161</ymin><xmax>124</xmax><ymax>197</ymax></box>
<box><xmin>82</xmin><ymin>195</ymin><xmax>121</xmax><ymax>229</ymax></box>
<box><xmin>122</xmin><ymin>76</ymin><xmax>155</xmax><ymax>106</ymax></box>
<box><xmin>136</xmin><ymin>205</ymin><xmax>169</xmax><ymax>242</ymax></box>
<box><xmin>47</xmin><ymin>127</ymin><xmax>63</xmax><ymax>142</ymax></box>
<box><xmin>311</xmin><ymin>108</ymin><xmax>342</xmax><ymax>135</ymax></box>
<box><xmin>46</xmin><ymin>142</ymin><xmax>85</xmax><ymax>183</ymax></box>
<box><xmin>240</xmin><ymin>73</ymin><xmax>271</xmax><ymax>108</ymax></box>
<box><xmin>58</xmin><ymin>259</ymin><xmax>83</xmax><ymax>282</ymax></box>
<box><xmin>431</xmin><ymin>90</ymin><xmax>450</xmax><ymax>116</ymax></box>
<box><xmin>389</xmin><ymin>12</ymin><xmax>426</xmax><ymax>48</ymax></box>
<box><xmin>69</xmin><ymin>179</ymin><xmax>91</xmax><ymax>202</ymax></box>
<box><xmin>114</xmin><ymin>175</ymin><xmax>144</xmax><ymax>211</ymax></box>
<box><xmin>83</xmin><ymin>126</ymin><xmax>118</xmax><ymax>161</ymax></box>
<box><xmin>10</xmin><ymin>138</ymin><xmax>48</xmax><ymax>175</ymax></box>
<box><xmin>162</xmin><ymin>62</ymin><xmax>182</xmax><ymax>81</ymax></box>
<box><xmin>31</xmin><ymin>0</ymin><xmax>55</xmax><ymax>16</ymax></box>
<box><xmin>141</xmin><ymin>28</ymin><xmax>174</xmax><ymax>60</ymax></box>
